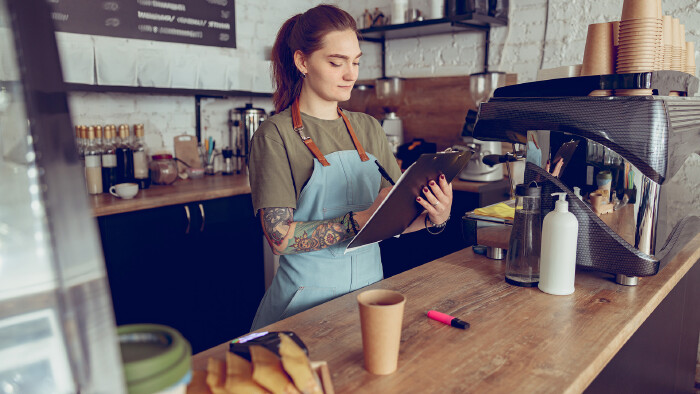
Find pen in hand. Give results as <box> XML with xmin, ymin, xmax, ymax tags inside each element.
<box><xmin>375</xmin><ymin>160</ymin><xmax>395</xmax><ymax>186</ymax></box>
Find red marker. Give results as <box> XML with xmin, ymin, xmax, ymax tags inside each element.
<box><xmin>427</xmin><ymin>310</ymin><xmax>469</xmax><ymax>329</ymax></box>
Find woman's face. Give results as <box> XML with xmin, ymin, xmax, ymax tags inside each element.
<box><xmin>296</xmin><ymin>29</ymin><xmax>361</xmax><ymax>104</ymax></box>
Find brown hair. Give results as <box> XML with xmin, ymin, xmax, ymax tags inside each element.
<box><xmin>271</xmin><ymin>4</ymin><xmax>357</xmax><ymax>113</ymax></box>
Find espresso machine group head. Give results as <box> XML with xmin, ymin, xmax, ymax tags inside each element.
<box><xmin>472</xmin><ymin>71</ymin><xmax>700</xmax><ymax>285</ymax></box>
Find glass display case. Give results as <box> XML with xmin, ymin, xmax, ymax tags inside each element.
<box><xmin>0</xmin><ymin>0</ymin><xmax>125</xmax><ymax>391</ymax></box>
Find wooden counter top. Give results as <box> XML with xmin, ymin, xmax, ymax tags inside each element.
<box><xmin>193</xmin><ymin>233</ymin><xmax>700</xmax><ymax>393</ymax></box>
<box><xmin>92</xmin><ymin>176</ymin><xmax>501</xmax><ymax>217</ymax></box>
<box><xmin>91</xmin><ymin>175</ymin><xmax>250</xmax><ymax>217</ymax></box>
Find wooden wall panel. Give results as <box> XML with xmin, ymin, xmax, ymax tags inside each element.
<box><xmin>342</xmin><ymin>74</ymin><xmax>517</xmax><ymax>151</ymax></box>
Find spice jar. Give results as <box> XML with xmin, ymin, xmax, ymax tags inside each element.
<box><xmin>149</xmin><ymin>154</ymin><xmax>178</xmax><ymax>185</ymax></box>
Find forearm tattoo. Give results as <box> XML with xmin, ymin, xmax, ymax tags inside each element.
<box><xmin>262</xmin><ymin>208</ymin><xmax>293</xmax><ymax>246</ymax></box>
<box><xmin>261</xmin><ymin>208</ymin><xmax>358</xmax><ymax>255</ymax></box>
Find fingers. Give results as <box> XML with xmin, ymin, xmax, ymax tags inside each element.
<box><xmin>416</xmin><ymin>195</ymin><xmax>437</xmax><ymax>216</ymax></box>
<box><xmin>436</xmin><ymin>174</ymin><xmax>452</xmax><ymax>199</ymax></box>
<box><xmin>552</xmin><ymin>158</ymin><xmax>564</xmax><ymax>177</ymax></box>
<box><xmin>421</xmin><ymin>185</ymin><xmax>440</xmax><ymax>207</ymax></box>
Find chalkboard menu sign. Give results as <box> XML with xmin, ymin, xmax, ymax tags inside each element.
<box><xmin>48</xmin><ymin>0</ymin><xmax>236</xmax><ymax>48</ymax></box>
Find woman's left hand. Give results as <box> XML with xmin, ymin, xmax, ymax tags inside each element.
<box><xmin>416</xmin><ymin>174</ymin><xmax>452</xmax><ymax>225</ymax></box>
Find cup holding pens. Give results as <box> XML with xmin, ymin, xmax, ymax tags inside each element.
<box><xmin>200</xmin><ymin>146</ymin><xmax>219</xmax><ymax>175</ymax></box>
<box><xmin>357</xmin><ymin>289</ymin><xmax>406</xmax><ymax>375</ymax></box>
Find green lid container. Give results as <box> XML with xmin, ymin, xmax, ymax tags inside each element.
<box><xmin>118</xmin><ymin>324</ymin><xmax>191</xmax><ymax>394</ymax></box>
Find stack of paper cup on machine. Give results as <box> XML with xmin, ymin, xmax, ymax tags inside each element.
<box><xmin>679</xmin><ymin>24</ymin><xmax>687</xmax><ymax>72</ymax></box>
<box><xmin>671</xmin><ymin>18</ymin><xmax>683</xmax><ymax>71</ymax></box>
<box><xmin>615</xmin><ymin>0</ymin><xmax>662</xmax><ymax>96</ymax></box>
<box><xmin>581</xmin><ymin>22</ymin><xmax>616</xmax><ymax>96</ymax></box>
<box><xmin>661</xmin><ymin>15</ymin><xmax>673</xmax><ymax>70</ymax></box>
<box><xmin>686</xmin><ymin>42</ymin><xmax>696</xmax><ymax>75</ymax></box>
<box><xmin>669</xmin><ymin>18</ymin><xmax>685</xmax><ymax>96</ymax></box>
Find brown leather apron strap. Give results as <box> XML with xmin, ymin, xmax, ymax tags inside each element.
<box><xmin>292</xmin><ymin>97</ymin><xmax>330</xmax><ymax>167</ymax></box>
<box><xmin>291</xmin><ymin>97</ymin><xmax>370</xmax><ymax>165</ymax></box>
<box><xmin>337</xmin><ymin>107</ymin><xmax>370</xmax><ymax>162</ymax></box>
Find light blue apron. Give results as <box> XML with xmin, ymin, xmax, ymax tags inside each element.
<box><xmin>251</xmin><ymin>107</ymin><xmax>384</xmax><ymax>330</ymax></box>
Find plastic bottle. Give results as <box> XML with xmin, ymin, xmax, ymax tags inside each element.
<box><xmin>538</xmin><ymin>192</ymin><xmax>579</xmax><ymax>295</ymax></box>
<box><xmin>505</xmin><ymin>182</ymin><xmax>541</xmax><ymax>287</ymax></box>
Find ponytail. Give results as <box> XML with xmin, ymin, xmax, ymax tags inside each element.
<box><xmin>271</xmin><ymin>14</ymin><xmax>303</xmax><ymax>114</ymax></box>
<box><xmin>271</xmin><ymin>5</ymin><xmax>357</xmax><ymax>113</ymax></box>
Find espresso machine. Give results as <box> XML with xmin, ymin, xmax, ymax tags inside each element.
<box><xmin>470</xmin><ymin>71</ymin><xmax>700</xmax><ymax>285</ymax></box>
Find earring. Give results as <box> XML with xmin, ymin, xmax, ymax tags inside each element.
<box><xmin>301</xmin><ymin>72</ymin><xmax>307</xmax><ymax>79</ymax></box>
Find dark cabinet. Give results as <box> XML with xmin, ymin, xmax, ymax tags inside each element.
<box><xmin>98</xmin><ymin>194</ymin><xmax>264</xmax><ymax>353</ymax></box>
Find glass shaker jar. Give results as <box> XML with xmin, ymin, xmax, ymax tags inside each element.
<box><xmin>505</xmin><ymin>182</ymin><xmax>542</xmax><ymax>287</ymax></box>
<box><xmin>149</xmin><ymin>154</ymin><xmax>178</xmax><ymax>185</ymax></box>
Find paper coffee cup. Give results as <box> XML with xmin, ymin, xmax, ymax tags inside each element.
<box><xmin>357</xmin><ymin>289</ymin><xmax>406</xmax><ymax>375</ymax></box>
<box><xmin>581</xmin><ymin>22</ymin><xmax>615</xmax><ymax>76</ymax></box>
<box><xmin>621</xmin><ymin>0</ymin><xmax>659</xmax><ymax>20</ymax></box>
<box><xmin>589</xmin><ymin>191</ymin><xmax>606</xmax><ymax>214</ymax></box>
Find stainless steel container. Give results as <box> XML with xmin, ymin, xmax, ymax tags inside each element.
<box><xmin>228</xmin><ymin>103</ymin><xmax>266</xmax><ymax>172</ymax></box>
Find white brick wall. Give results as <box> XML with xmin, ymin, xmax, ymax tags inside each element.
<box><xmin>68</xmin><ymin>0</ymin><xmax>700</xmax><ymax>148</ymax></box>
<box><xmin>344</xmin><ymin>0</ymin><xmax>698</xmax><ymax>82</ymax></box>
<box><xmin>67</xmin><ymin>0</ymin><xmax>317</xmax><ymax>152</ymax></box>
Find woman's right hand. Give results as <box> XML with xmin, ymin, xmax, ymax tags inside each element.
<box><xmin>354</xmin><ymin>187</ymin><xmax>392</xmax><ymax>229</ymax></box>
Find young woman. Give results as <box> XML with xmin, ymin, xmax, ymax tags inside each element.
<box><xmin>249</xmin><ymin>4</ymin><xmax>453</xmax><ymax>330</ymax></box>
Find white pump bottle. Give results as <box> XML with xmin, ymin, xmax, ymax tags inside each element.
<box><xmin>538</xmin><ymin>192</ymin><xmax>579</xmax><ymax>295</ymax></box>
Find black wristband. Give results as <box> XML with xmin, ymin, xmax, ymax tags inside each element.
<box><xmin>348</xmin><ymin>211</ymin><xmax>359</xmax><ymax>234</ymax></box>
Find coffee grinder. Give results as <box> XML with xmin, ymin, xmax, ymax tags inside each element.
<box><xmin>376</xmin><ymin>77</ymin><xmax>404</xmax><ymax>154</ymax></box>
<box><xmin>459</xmin><ymin>71</ymin><xmax>506</xmax><ymax>182</ymax></box>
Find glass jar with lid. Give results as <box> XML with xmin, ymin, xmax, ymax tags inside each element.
<box><xmin>149</xmin><ymin>154</ymin><xmax>178</xmax><ymax>185</ymax></box>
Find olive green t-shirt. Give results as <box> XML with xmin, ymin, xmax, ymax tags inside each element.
<box><xmin>249</xmin><ymin>107</ymin><xmax>402</xmax><ymax>213</ymax></box>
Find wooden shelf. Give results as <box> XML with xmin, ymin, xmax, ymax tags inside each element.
<box><xmin>359</xmin><ymin>14</ymin><xmax>507</xmax><ymax>42</ymax></box>
<box><xmin>64</xmin><ymin>82</ymin><xmax>272</xmax><ymax>98</ymax></box>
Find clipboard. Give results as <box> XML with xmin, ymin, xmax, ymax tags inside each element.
<box><xmin>345</xmin><ymin>150</ymin><xmax>472</xmax><ymax>252</ymax></box>
<box><xmin>550</xmin><ymin>139</ymin><xmax>579</xmax><ymax>178</ymax></box>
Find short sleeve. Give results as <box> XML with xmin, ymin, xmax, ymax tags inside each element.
<box><xmin>249</xmin><ymin>121</ymin><xmax>297</xmax><ymax>213</ymax></box>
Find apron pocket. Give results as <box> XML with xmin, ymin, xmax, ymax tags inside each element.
<box><xmin>279</xmin><ymin>286</ymin><xmax>336</xmax><ymax>321</ymax></box>
<box><xmin>353</xmin><ymin>244</ymin><xmax>384</xmax><ymax>288</ymax></box>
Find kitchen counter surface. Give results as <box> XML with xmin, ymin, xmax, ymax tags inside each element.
<box><xmin>192</xmin><ymin>232</ymin><xmax>700</xmax><ymax>392</ymax></box>
<box><xmin>91</xmin><ymin>174</ymin><xmax>250</xmax><ymax>217</ymax></box>
<box><xmin>91</xmin><ymin>176</ymin><xmax>503</xmax><ymax>217</ymax></box>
